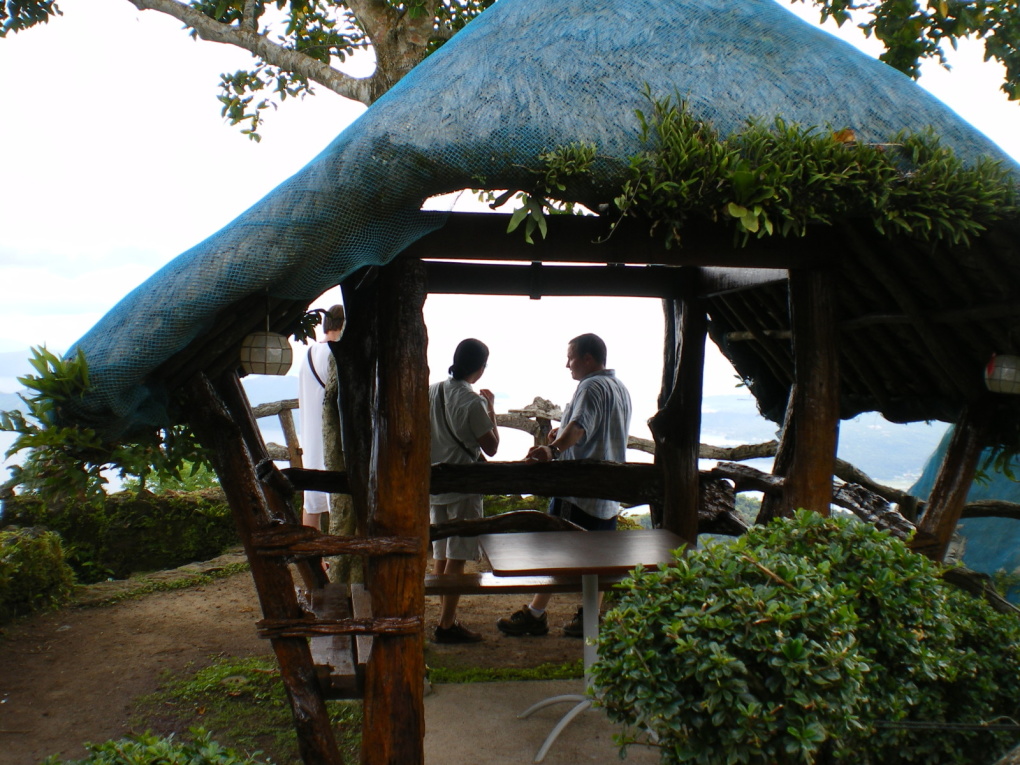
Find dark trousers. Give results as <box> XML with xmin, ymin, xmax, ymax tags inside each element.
<box><xmin>548</xmin><ymin>497</ymin><xmax>617</xmax><ymax>531</ymax></box>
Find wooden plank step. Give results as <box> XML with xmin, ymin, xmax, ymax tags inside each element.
<box><xmin>424</xmin><ymin>572</ymin><xmax>627</xmax><ymax>596</ymax></box>
<box><xmin>350</xmin><ymin>582</ymin><xmax>373</xmax><ymax>665</ymax></box>
<box><xmin>309</xmin><ymin>582</ymin><xmax>371</xmax><ymax>700</ymax></box>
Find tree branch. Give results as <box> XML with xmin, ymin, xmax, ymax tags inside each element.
<box><xmin>242</xmin><ymin>0</ymin><xmax>257</xmax><ymax>32</ymax></box>
<box><xmin>345</xmin><ymin>0</ymin><xmax>397</xmax><ymax>44</ymax></box>
<box><xmin>125</xmin><ymin>0</ymin><xmax>377</xmax><ymax>105</ymax></box>
<box><xmin>960</xmin><ymin>499</ymin><xmax>1020</xmax><ymax>521</ymax></box>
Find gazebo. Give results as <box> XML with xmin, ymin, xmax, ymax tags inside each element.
<box><xmin>59</xmin><ymin>0</ymin><xmax>1020</xmax><ymax>762</ymax></box>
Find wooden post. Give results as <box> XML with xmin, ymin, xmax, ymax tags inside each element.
<box><xmin>775</xmin><ymin>269</ymin><xmax>840</xmax><ymax>517</ymax></box>
<box><xmin>649</xmin><ymin>269</ymin><xmax>705</xmax><ymax>545</ymax></box>
<box><xmin>279</xmin><ymin>405</ymin><xmax>305</xmax><ymax>518</ymax></box>
<box><xmin>280</xmin><ymin>407</ymin><xmax>304</xmax><ymax>468</ymax></box>
<box><xmin>335</xmin><ymin>268</ymin><xmax>378</xmax><ymax>545</ymax></box>
<box><xmin>649</xmin><ymin>294</ymin><xmax>677</xmax><ymax>531</ymax></box>
<box><xmin>360</xmin><ymin>258</ymin><xmax>430</xmax><ymax>764</ymax></box>
<box><xmin>756</xmin><ymin>386</ymin><xmax>795</xmax><ymax>524</ymax></box>
<box><xmin>912</xmin><ymin>399</ymin><xmax>994</xmax><ymax>561</ymax></box>
<box><xmin>324</xmin><ymin>358</ymin><xmax>360</xmax><ymax>583</ymax></box>
<box><xmin>185</xmin><ymin>372</ymin><xmax>343</xmax><ymax>765</ymax></box>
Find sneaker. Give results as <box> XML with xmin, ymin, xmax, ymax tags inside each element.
<box><xmin>496</xmin><ymin>605</ymin><xmax>549</xmax><ymax>636</ymax></box>
<box><xmin>432</xmin><ymin>621</ymin><xmax>484</xmax><ymax>644</ymax></box>
<box><xmin>563</xmin><ymin>607</ymin><xmax>584</xmax><ymax>638</ymax></box>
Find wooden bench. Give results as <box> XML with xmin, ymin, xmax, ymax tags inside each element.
<box><xmin>308</xmin><ymin>582</ymin><xmax>373</xmax><ymax>700</ymax></box>
<box><xmin>424</xmin><ymin>571</ymin><xmax>627</xmax><ymax>596</ymax></box>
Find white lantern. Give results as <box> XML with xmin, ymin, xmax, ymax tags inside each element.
<box><xmin>239</xmin><ymin>331</ymin><xmax>293</xmax><ymax>375</ymax></box>
<box><xmin>985</xmin><ymin>353</ymin><xmax>1020</xmax><ymax>395</ymax></box>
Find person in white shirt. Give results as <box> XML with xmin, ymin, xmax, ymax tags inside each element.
<box><xmin>298</xmin><ymin>304</ymin><xmax>345</xmax><ymax>529</ymax></box>
<box><xmin>497</xmin><ymin>333</ymin><xmax>632</xmax><ymax>638</ymax></box>
<box><xmin>429</xmin><ymin>338</ymin><xmax>500</xmax><ymax>644</ymax></box>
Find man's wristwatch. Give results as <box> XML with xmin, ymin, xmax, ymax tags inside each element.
<box><xmin>549</xmin><ymin>445</ymin><xmax>561</xmax><ymax>459</ymax></box>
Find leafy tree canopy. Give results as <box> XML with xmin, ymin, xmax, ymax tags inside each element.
<box><xmin>0</xmin><ymin>347</ymin><xmax>212</xmax><ymax>505</ymax></box>
<box><xmin>2</xmin><ymin>1</ymin><xmax>1018</xmax><ymax>139</ymax></box>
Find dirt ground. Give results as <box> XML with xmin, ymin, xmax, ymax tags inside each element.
<box><xmin>0</xmin><ymin>552</ymin><xmax>587</xmax><ymax>765</ymax></box>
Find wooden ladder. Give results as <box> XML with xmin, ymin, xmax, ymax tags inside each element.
<box><xmin>185</xmin><ymin>370</ymin><xmax>422</xmax><ymax>765</ymax></box>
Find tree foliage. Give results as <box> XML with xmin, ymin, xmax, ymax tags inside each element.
<box><xmin>514</xmin><ymin>97</ymin><xmax>1018</xmax><ymax>247</ymax></box>
<box><xmin>3</xmin><ymin>1</ymin><xmax>1019</xmax><ymax>138</ymax></box>
<box><xmin>2</xmin><ymin>0</ymin><xmax>494</xmax><ymax>139</ymax></box>
<box><xmin>610</xmin><ymin>96</ymin><xmax>1019</xmax><ymax>248</ymax></box>
<box><xmin>795</xmin><ymin>0</ymin><xmax>1020</xmax><ymax>99</ymax></box>
<box><xmin>0</xmin><ymin>347</ymin><xmax>211</xmax><ymax>506</ymax></box>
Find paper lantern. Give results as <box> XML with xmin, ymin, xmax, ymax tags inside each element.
<box><xmin>985</xmin><ymin>353</ymin><xmax>1020</xmax><ymax>395</ymax></box>
<box><xmin>240</xmin><ymin>331</ymin><xmax>293</xmax><ymax>375</ymax></box>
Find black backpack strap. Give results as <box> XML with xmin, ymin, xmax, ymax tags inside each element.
<box><xmin>307</xmin><ymin>347</ymin><xmax>327</xmax><ymax>389</ymax></box>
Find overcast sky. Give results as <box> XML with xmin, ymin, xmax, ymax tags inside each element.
<box><xmin>1</xmin><ymin>0</ymin><xmax>1017</xmax><ymax>460</ymax></box>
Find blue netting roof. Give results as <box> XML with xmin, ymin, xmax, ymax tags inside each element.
<box><xmin>65</xmin><ymin>0</ymin><xmax>1020</xmax><ymax>437</ymax></box>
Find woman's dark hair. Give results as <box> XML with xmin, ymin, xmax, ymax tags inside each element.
<box><xmin>449</xmin><ymin>338</ymin><xmax>489</xmax><ymax>380</ymax></box>
<box><xmin>569</xmin><ymin>333</ymin><xmax>607</xmax><ymax>366</ymax></box>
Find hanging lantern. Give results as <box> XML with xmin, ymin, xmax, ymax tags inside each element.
<box><xmin>239</xmin><ymin>331</ymin><xmax>293</xmax><ymax>376</ymax></box>
<box><xmin>985</xmin><ymin>353</ymin><xmax>1020</xmax><ymax>395</ymax></box>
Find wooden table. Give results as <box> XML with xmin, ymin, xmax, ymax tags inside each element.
<box><xmin>478</xmin><ymin>529</ymin><xmax>686</xmax><ymax>762</ymax></box>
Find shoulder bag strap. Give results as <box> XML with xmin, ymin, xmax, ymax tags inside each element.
<box><xmin>307</xmin><ymin>347</ymin><xmax>327</xmax><ymax>389</ymax></box>
<box><xmin>438</xmin><ymin>381</ymin><xmax>486</xmax><ymax>462</ymax></box>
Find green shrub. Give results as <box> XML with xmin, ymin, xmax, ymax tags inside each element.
<box><xmin>0</xmin><ymin>525</ymin><xmax>75</xmax><ymax>624</ymax></box>
<box><xmin>593</xmin><ymin>510</ymin><xmax>1020</xmax><ymax>765</ymax></box>
<box><xmin>482</xmin><ymin>494</ymin><xmax>548</xmax><ymax>516</ymax></box>
<box><xmin>3</xmin><ymin>489</ymin><xmax>238</xmax><ymax>583</ymax></box>
<box><xmin>39</xmin><ymin>728</ymin><xmax>272</xmax><ymax>764</ymax></box>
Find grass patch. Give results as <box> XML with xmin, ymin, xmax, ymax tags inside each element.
<box><xmin>427</xmin><ymin>658</ymin><xmax>583</xmax><ymax>684</ymax></box>
<box><xmin>133</xmin><ymin>655</ymin><xmax>361</xmax><ymax>764</ymax></box>
<box><xmin>74</xmin><ymin>562</ymin><xmax>251</xmax><ymax>609</ymax></box>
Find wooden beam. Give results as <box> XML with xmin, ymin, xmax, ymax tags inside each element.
<box><xmin>404</xmin><ymin>212</ymin><xmax>831</xmax><ymax>268</ymax></box>
<box><xmin>650</xmin><ymin>293</ymin><xmax>679</xmax><ymax>530</ymax></box>
<box><xmin>779</xmin><ymin>269</ymin><xmax>841</xmax><ymax>516</ymax></box>
<box><xmin>252</xmin><ymin>399</ymin><xmax>298</xmax><ymax>418</ymax></box>
<box><xmin>699</xmin><ymin>267</ymin><xmax>788</xmax><ymax>297</ymax></box>
<box><xmin>360</xmin><ymin>257</ymin><xmax>429</xmax><ymax>764</ymax></box>
<box><xmin>424</xmin><ymin>261</ymin><xmax>685</xmax><ymax>298</ymax></box>
<box><xmin>284</xmin><ymin>461</ymin><xmax>663</xmax><ymax>507</ymax></box>
<box><xmin>649</xmin><ymin>271</ymin><xmax>706</xmax><ymax>544</ymax></box>
<box><xmin>335</xmin><ymin>269</ymin><xmax>377</xmax><ymax>548</ymax></box>
<box><xmin>912</xmin><ymin>399</ymin><xmax>994</xmax><ymax>562</ymax></box>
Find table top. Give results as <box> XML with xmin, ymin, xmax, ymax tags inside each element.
<box><xmin>478</xmin><ymin>529</ymin><xmax>686</xmax><ymax>578</ymax></box>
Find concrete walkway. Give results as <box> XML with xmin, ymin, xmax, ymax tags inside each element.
<box><xmin>424</xmin><ymin>679</ymin><xmax>660</xmax><ymax>765</ymax></box>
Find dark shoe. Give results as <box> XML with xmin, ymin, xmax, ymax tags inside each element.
<box><xmin>563</xmin><ymin>607</ymin><xmax>584</xmax><ymax>638</ymax></box>
<box><xmin>496</xmin><ymin>605</ymin><xmax>549</xmax><ymax>636</ymax></box>
<box><xmin>432</xmin><ymin>621</ymin><xmax>483</xmax><ymax>644</ymax></box>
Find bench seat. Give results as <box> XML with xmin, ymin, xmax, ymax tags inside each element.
<box><xmin>424</xmin><ymin>571</ymin><xmax>627</xmax><ymax>596</ymax></box>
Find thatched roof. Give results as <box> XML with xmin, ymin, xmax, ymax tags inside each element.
<box><xmin>62</xmin><ymin>0</ymin><xmax>1019</xmax><ymax>439</ymax></box>
<box><xmin>704</xmin><ymin>221</ymin><xmax>1020</xmax><ymax>427</ymax></box>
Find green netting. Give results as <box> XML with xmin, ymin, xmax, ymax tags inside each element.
<box><xmin>65</xmin><ymin>0</ymin><xmax>1020</xmax><ymax>437</ymax></box>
